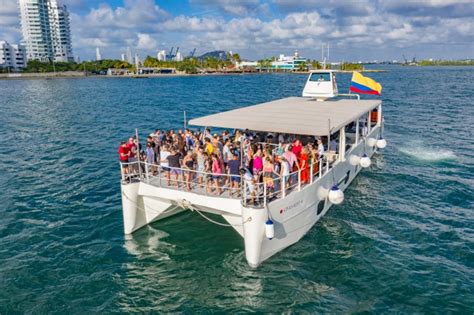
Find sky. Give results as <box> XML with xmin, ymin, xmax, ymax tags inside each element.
<box><xmin>0</xmin><ymin>0</ymin><xmax>473</xmax><ymax>61</ymax></box>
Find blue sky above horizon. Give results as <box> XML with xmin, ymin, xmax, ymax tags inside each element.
<box><xmin>1</xmin><ymin>0</ymin><xmax>473</xmax><ymax>61</ymax></box>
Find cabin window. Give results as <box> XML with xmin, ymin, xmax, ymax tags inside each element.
<box><xmin>309</xmin><ymin>72</ymin><xmax>330</xmax><ymax>82</ymax></box>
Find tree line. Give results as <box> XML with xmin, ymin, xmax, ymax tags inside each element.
<box><xmin>4</xmin><ymin>54</ymin><xmax>365</xmax><ymax>74</ymax></box>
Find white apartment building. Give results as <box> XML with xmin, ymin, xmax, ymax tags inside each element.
<box><xmin>175</xmin><ymin>51</ymin><xmax>183</xmax><ymax>62</ymax></box>
<box><xmin>0</xmin><ymin>41</ymin><xmax>27</xmax><ymax>69</ymax></box>
<box><xmin>96</xmin><ymin>47</ymin><xmax>102</xmax><ymax>61</ymax></box>
<box><xmin>19</xmin><ymin>0</ymin><xmax>73</xmax><ymax>62</ymax></box>
<box><xmin>157</xmin><ymin>50</ymin><xmax>166</xmax><ymax>61</ymax></box>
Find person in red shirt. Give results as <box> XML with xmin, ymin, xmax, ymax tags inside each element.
<box><xmin>118</xmin><ymin>141</ymin><xmax>130</xmax><ymax>177</ymax></box>
<box><xmin>291</xmin><ymin>139</ymin><xmax>303</xmax><ymax>159</ymax></box>
<box><xmin>127</xmin><ymin>137</ymin><xmax>137</xmax><ymax>161</ymax></box>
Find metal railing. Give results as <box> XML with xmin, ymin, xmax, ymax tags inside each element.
<box><xmin>120</xmin><ymin>156</ymin><xmax>328</xmax><ymax>208</ymax></box>
<box><xmin>120</xmin><ymin>161</ymin><xmax>243</xmax><ymax>198</ymax></box>
<box><xmin>241</xmin><ymin>158</ymin><xmax>324</xmax><ymax>207</ymax></box>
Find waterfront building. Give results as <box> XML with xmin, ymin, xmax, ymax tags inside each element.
<box><xmin>271</xmin><ymin>51</ymin><xmax>307</xmax><ymax>71</ymax></box>
<box><xmin>0</xmin><ymin>41</ymin><xmax>27</xmax><ymax>69</ymax></box>
<box><xmin>95</xmin><ymin>47</ymin><xmax>101</xmax><ymax>61</ymax></box>
<box><xmin>19</xmin><ymin>0</ymin><xmax>74</xmax><ymax>62</ymax></box>
<box><xmin>126</xmin><ymin>47</ymin><xmax>132</xmax><ymax>64</ymax></box>
<box><xmin>236</xmin><ymin>61</ymin><xmax>258</xmax><ymax>69</ymax></box>
<box><xmin>157</xmin><ymin>50</ymin><xmax>166</xmax><ymax>61</ymax></box>
<box><xmin>134</xmin><ymin>54</ymin><xmax>140</xmax><ymax>67</ymax></box>
<box><xmin>175</xmin><ymin>51</ymin><xmax>183</xmax><ymax>62</ymax></box>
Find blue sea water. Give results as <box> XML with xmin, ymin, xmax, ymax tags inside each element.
<box><xmin>0</xmin><ymin>66</ymin><xmax>473</xmax><ymax>313</ymax></box>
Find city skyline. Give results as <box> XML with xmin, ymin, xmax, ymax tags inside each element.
<box><xmin>0</xmin><ymin>0</ymin><xmax>473</xmax><ymax>62</ymax></box>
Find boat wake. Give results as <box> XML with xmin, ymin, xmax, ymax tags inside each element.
<box><xmin>399</xmin><ymin>144</ymin><xmax>457</xmax><ymax>162</ymax></box>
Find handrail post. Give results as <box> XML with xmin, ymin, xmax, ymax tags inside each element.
<box><xmin>282</xmin><ymin>176</ymin><xmax>286</xmax><ymax>198</ymax></box>
<box><xmin>319</xmin><ymin>159</ymin><xmax>322</xmax><ymax>178</ymax></box>
<box><xmin>158</xmin><ymin>166</ymin><xmax>162</xmax><ymax>187</ymax></box>
<box><xmin>263</xmin><ymin>182</ymin><xmax>267</xmax><ymax>208</ymax></box>
<box><xmin>298</xmin><ymin>170</ymin><xmax>301</xmax><ymax>191</ymax></box>
<box><xmin>242</xmin><ymin>181</ymin><xmax>247</xmax><ymax>206</ymax></box>
<box><xmin>310</xmin><ymin>162</ymin><xmax>313</xmax><ymax>184</ymax></box>
<box><xmin>145</xmin><ymin>162</ymin><xmax>149</xmax><ymax>183</ymax></box>
<box><xmin>120</xmin><ymin>163</ymin><xmax>125</xmax><ymax>182</ymax></box>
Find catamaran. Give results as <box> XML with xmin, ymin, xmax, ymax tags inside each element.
<box><xmin>119</xmin><ymin>70</ymin><xmax>387</xmax><ymax>267</ymax></box>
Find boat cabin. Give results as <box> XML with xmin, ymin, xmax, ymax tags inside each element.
<box><xmin>302</xmin><ymin>70</ymin><xmax>338</xmax><ymax>100</ymax></box>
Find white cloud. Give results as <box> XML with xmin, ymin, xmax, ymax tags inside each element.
<box><xmin>190</xmin><ymin>0</ymin><xmax>263</xmax><ymax>16</ymax></box>
<box><xmin>136</xmin><ymin>33</ymin><xmax>157</xmax><ymax>50</ymax></box>
<box><xmin>0</xmin><ymin>0</ymin><xmax>472</xmax><ymax>60</ymax></box>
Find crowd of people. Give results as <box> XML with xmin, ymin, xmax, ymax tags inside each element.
<box><xmin>118</xmin><ymin>128</ymin><xmax>337</xmax><ymax>200</ymax></box>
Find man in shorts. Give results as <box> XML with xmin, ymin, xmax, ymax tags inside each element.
<box><xmin>160</xmin><ymin>145</ymin><xmax>171</xmax><ymax>185</ymax></box>
<box><xmin>118</xmin><ymin>141</ymin><xmax>130</xmax><ymax>181</ymax></box>
<box><xmin>166</xmin><ymin>147</ymin><xmax>182</xmax><ymax>187</ymax></box>
<box><xmin>240</xmin><ymin>167</ymin><xmax>256</xmax><ymax>204</ymax></box>
<box><xmin>227</xmin><ymin>153</ymin><xmax>241</xmax><ymax>196</ymax></box>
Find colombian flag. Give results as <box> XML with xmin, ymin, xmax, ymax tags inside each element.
<box><xmin>349</xmin><ymin>72</ymin><xmax>382</xmax><ymax>95</ymax></box>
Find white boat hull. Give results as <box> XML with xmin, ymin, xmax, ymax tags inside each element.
<box><xmin>121</xmin><ymin>126</ymin><xmax>381</xmax><ymax>267</ymax></box>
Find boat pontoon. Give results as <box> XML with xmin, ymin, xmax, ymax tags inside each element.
<box><xmin>119</xmin><ymin>70</ymin><xmax>387</xmax><ymax>267</ymax></box>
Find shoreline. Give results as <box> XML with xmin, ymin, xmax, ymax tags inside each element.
<box><xmin>0</xmin><ymin>69</ymin><xmax>393</xmax><ymax>80</ymax></box>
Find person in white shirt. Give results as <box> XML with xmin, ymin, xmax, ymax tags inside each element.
<box><xmin>317</xmin><ymin>138</ymin><xmax>325</xmax><ymax>157</ymax></box>
<box><xmin>240</xmin><ymin>167</ymin><xmax>255</xmax><ymax>204</ymax></box>
<box><xmin>279</xmin><ymin>156</ymin><xmax>290</xmax><ymax>192</ymax></box>
<box><xmin>223</xmin><ymin>139</ymin><xmax>232</xmax><ymax>165</ymax></box>
<box><xmin>160</xmin><ymin>145</ymin><xmax>171</xmax><ymax>185</ymax></box>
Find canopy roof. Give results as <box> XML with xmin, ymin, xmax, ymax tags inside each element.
<box><xmin>189</xmin><ymin>97</ymin><xmax>381</xmax><ymax>136</ymax></box>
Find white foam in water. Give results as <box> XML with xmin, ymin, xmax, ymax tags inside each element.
<box><xmin>399</xmin><ymin>145</ymin><xmax>457</xmax><ymax>161</ymax></box>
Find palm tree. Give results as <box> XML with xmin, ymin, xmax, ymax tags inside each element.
<box><xmin>297</xmin><ymin>62</ymin><xmax>307</xmax><ymax>72</ymax></box>
<box><xmin>232</xmin><ymin>53</ymin><xmax>241</xmax><ymax>63</ymax></box>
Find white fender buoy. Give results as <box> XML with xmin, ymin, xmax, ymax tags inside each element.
<box><xmin>376</xmin><ymin>137</ymin><xmax>387</xmax><ymax>149</ymax></box>
<box><xmin>367</xmin><ymin>137</ymin><xmax>377</xmax><ymax>147</ymax></box>
<box><xmin>265</xmin><ymin>220</ymin><xmax>274</xmax><ymax>240</ymax></box>
<box><xmin>349</xmin><ymin>154</ymin><xmax>361</xmax><ymax>166</ymax></box>
<box><xmin>360</xmin><ymin>154</ymin><xmax>371</xmax><ymax>168</ymax></box>
<box><xmin>328</xmin><ymin>185</ymin><xmax>344</xmax><ymax>205</ymax></box>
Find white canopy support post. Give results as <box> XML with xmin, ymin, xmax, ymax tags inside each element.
<box><xmin>355</xmin><ymin>118</ymin><xmax>360</xmax><ymax>145</ymax></box>
<box><xmin>339</xmin><ymin>127</ymin><xmax>346</xmax><ymax>161</ymax></box>
<box><xmin>367</xmin><ymin>111</ymin><xmax>372</xmax><ymax>134</ymax></box>
<box><xmin>377</xmin><ymin>104</ymin><xmax>382</xmax><ymax>127</ymax></box>
<box><xmin>184</xmin><ymin>111</ymin><xmax>187</xmax><ymax>130</ymax></box>
<box><xmin>135</xmin><ymin>128</ymin><xmax>143</xmax><ymax>179</ymax></box>
<box><xmin>327</xmin><ymin>119</ymin><xmax>331</xmax><ymax>172</ymax></box>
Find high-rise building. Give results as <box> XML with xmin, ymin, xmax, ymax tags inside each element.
<box><xmin>157</xmin><ymin>50</ymin><xmax>166</xmax><ymax>61</ymax></box>
<box><xmin>126</xmin><ymin>47</ymin><xmax>132</xmax><ymax>64</ymax></box>
<box><xmin>0</xmin><ymin>41</ymin><xmax>27</xmax><ymax>69</ymax></box>
<box><xmin>175</xmin><ymin>51</ymin><xmax>183</xmax><ymax>62</ymax></box>
<box><xmin>19</xmin><ymin>0</ymin><xmax>73</xmax><ymax>62</ymax></box>
<box><xmin>95</xmin><ymin>47</ymin><xmax>101</xmax><ymax>61</ymax></box>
